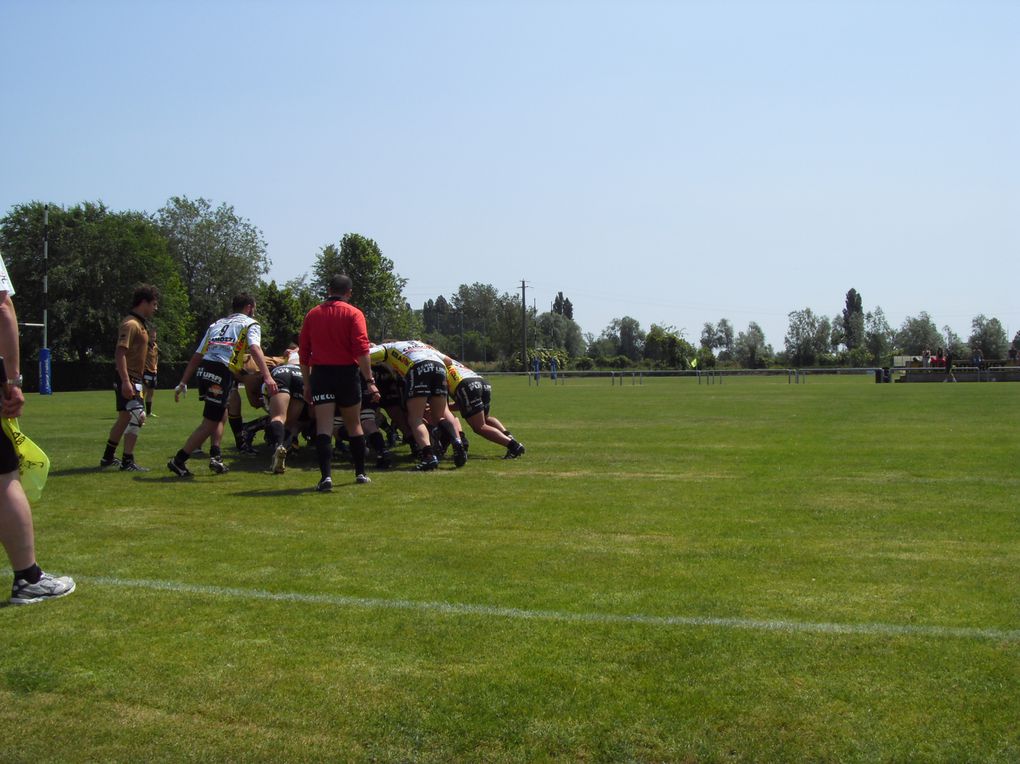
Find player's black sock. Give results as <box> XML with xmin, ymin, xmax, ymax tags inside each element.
<box><xmin>104</xmin><ymin>441</ymin><xmax>118</xmax><ymax>461</ymax></box>
<box><xmin>209</xmin><ymin>445</ymin><xmax>221</xmax><ymax>459</ymax></box>
<box><xmin>350</xmin><ymin>435</ymin><xmax>366</xmax><ymax>475</ymax></box>
<box><xmin>439</xmin><ymin>419</ymin><xmax>461</xmax><ymax>447</ymax></box>
<box><xmin>145</xmin><ymin>402</ymin><xmax>152</xmax><ymax>416</ymax></box>
<box><xmin>14</xmin><ymin>564</ymin><xmax>42</xmax><ymax>584</ymax></box>
<box><xmin>367</xmin><ymin>431</ymin><xmax>386</xmax><ymax>454</ymax></box>
<box><xmin>269</xmin><ymin>420</ymin><xmax>286</xmax><ymax>447</ymax></box>
<box><xmin>175</xmin><ymin>449</ymin><xmax>191</xmax><ymax>465</ymax></box>
<box><xmin>228</xmin><ymin>414</ymin><xmax>243</xmax><ymax>446</ymax></box>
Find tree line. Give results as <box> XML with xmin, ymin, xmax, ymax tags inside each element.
<box><xmin>2</xmin><ymin>199</ymin><xmax>1015</xmax><ymax>371</ymax></box>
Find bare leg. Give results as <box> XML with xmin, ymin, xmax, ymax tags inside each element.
<box><xmin>0</xmin><ymin>471</ymin><xmax>35</xmax><ymax>571</ymax></box>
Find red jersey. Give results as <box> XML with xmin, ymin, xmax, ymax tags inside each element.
<box><xmin>298</xmin><ymin>298</ymin><xmax>371</xmax><ymax>366</ymax></box>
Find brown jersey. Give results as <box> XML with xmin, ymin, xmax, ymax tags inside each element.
<box><xmin>117</xmin><ymin>313</ymin><xmax>150</xmax><ymax>383</ymax></box>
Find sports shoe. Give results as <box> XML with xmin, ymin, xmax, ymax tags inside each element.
<box><xmin>316</xmin><ymin>476</ymin><xmax>333</xmax><ymax>492</ymax></box>
<box><xmin>120</xmin><ymin>460</ymin><xmax>150</xmax><ymax>472</ymax></box>
<box><xmin>167</xmin><ymin>459</ymin><xmax>194</xmax><ymax>478</ymax></box>
<box><xmin>415</xmin><ymin>456</ymin><xmax>439</xmax><ymax>471</ymax></box>
<box><xmin>504</xmin><ymin>441</ymin><xmax>526</xmax><ymax>459</ymax></box>
<box><xmin>11</xmin><ymin>572</ymin><xmax>76</xmax><ymax>605</ymax></box>
<box><xmin>270</xmin><ymin>445</ymin><xmax>288</xmax><ymax>474</ymax></box>
<box><xmin>209</xmin><ymin>456</ymin><xmax>229</xmax><ymax>474</ymax></box>
<box><xmin>99</xmin><ymin>456</ymin><xmax>121</xmax><ymax>469</ymax></box>
<box><xmin>356</xmin><ymin>473</ymin><xmax>372</xmax><ymax>484</ymax></box>
<box><xmin>452</xmin><ymin>441</ymin><xmax>467</xmax><ymax>468</ymax></box>
<box><xmin>236</xmin><ymin>443</ymin><xmax>258</xmax><ymax>456</ymax></box>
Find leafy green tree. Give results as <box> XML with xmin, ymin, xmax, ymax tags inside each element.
<box><xmin>700</xmin><ymin>318</ymin><xmax>734</xmax><ymax>360</ymax></box>
<box><xmin>492</xmin><ymin>292</ymin><xmax>533</xmax><ymax>368</ymax></box>
<box><xmin>255</xmin><ymin>279</ymin><xmax>318</xmax><ymax>355</ymax></box>
<box><xmin>596</xmin><ymin>316</ymin><xmax>645</xmax><ymax>361</ymax></box>
<box><xmin>551</xmin><ymin>291</ymin><xmax>574</xmax><ymax>320</ymax></box>
<box><xmin>784</xmin><ymin>308</ymin><xmax>832</xmax><ymax>366</ymax></box>
<box><xmin>0</xmin><ymin>201</ymin><xmax>190</xmax><ymax>362</ymax></box>
<box><xmin>535</xmin><ymin>311</ymin><xmax>585</xmax><ymax>357</ymax></box>
<box><xmin>967</xmin><ymin>315</ymin><xmax>1008</xmax><ymax>359</ymax></box>
<box><xmin>421</xmin><ymin>298</ymin><xmax>437</xmax><ymax>333</ymax></box>
<box><xmin>313</xmin><ymin>234</ymin><xmax>419</xmax><ymax>340</ymax></box>
<box><xmin>699</xmin><ymin>322</ymin><xmax>717</xmax><ymax>350</ymax></box>
<box><xmin>863</xmin><ymin>307</ymin><xmax>894</xmax><ymax>365</ymax></box>
<box><xmin>943</xmin><ymin>325</ymin><xmax>967</xmax><ymax>359</ymax></box>
<box><xmin>155</xmin><ymin>196</ymin><xmax>270</xmax><ymax>343</ymax></box>
<box><xmin>841</xmin><ymin>288</ymin><xmax>864</xmax><ymax>349</ymax></box>
<box><xmin>432</xmin><ymin>294</ymin><xmax>453</xmax><ymax>335</ymax></box>
<box><xmin>733</xmin><ymin>322</ymin><xmax>773</xmax><ymax>368</ymax></box>
<box><xmin>643</xmin><ymin>324</ymin><xmax>693</xmax><ymax>368</ymax></box>
<box><xmin>895</xmin><ymin>312</ymin><xmax>942</xmax><ymax>354</ymax></box>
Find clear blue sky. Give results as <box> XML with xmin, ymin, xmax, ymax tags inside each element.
<box><xmin>2</xmin><ymin>0</ymin><xmax>1017</xmax><ymax>348</ymax></box>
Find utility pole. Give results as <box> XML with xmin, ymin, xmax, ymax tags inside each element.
<box><xmin>520</xmin><ymin>279</ymin><xmax>527</xmax><ymax>371</ymax></box>
<box><xmin>40</xmin><ymin>205</ymin><xmax>52</xmax><ymax>394</ymax></box>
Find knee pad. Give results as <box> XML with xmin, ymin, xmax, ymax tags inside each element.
<box><xmin>126</xmin><ymin>399</ymin><xmax>145</xmax><ymax>436</ymax></box>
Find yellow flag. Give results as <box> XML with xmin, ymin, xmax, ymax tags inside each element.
<box><xmin>690</xmin><ymin>357</ymin><xmax>699</xmax><ymax>368</ymax></box>
<box><xmin>2</xmin><ymin>417</ymin><xmax>50</xmax><ymax>501</ymax></box>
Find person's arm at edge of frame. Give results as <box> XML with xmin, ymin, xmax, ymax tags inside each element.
<box><xmin>0</xmin><ymin>292</ymin><xmax>24</xmax><ymax>418</ymax></box>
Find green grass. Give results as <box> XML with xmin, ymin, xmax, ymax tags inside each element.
<box><xmin>2</xmin><ymin>375</ymin><xmax>1018</xmax><ymax>762</ymax></box>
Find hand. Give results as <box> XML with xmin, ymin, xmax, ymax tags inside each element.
<box><xmin>174</xmin><ymin>383</ymin><xmax>187</xmax><ymax>402</ymax></box>
<box><xmin>265</xmin><ymin>379</ymin><xmax>279</xmax><ymax>397</ymax></box>
<box><xmin>121</xmin><ymin>380</ymin><xmax>136</xmax><ymax>400</ymax></box>
<box><xmin>1</xmin><ymin>384</ymin><xmax>24</xmax><ymax>418</ymax></box>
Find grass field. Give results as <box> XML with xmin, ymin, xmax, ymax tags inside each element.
<box><xmin>2</xmin><ymin>375</ymin><xmax>1018</xmax><ymax>762</ymax></box>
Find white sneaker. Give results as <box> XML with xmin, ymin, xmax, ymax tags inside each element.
<box><xmin>356</xmin><ymin>473</ymin><xmax>372</xmax><ymax>484</ymax></box>
<box><xmin>271</xmin><ymin>445</ymin><xmax>288</xmax><ymax>474</ymax></box>
<box><xmin>11</xmin><ymin>572</ymin><xmax>76</xmax><ymax>605</ymax></box>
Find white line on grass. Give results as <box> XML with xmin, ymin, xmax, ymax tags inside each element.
<box><xmin>89</xmin><ymin>576</ymin><xmax>1020</xmax><ymax>642</ymax></box>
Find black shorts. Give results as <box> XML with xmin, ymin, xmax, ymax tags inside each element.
<box><xmin>0</xmin><ymin>428</ymin><xmax>18</xmax><ymax>474</ymax></box>
<box><xmin>142</xmin><ymin>371</ymin><xmax>158</xmax><ymax>389</ymax></box>
<box><xmin>454</xmin><ymin>378</ymin><xmax>491</xmax><ymax>419</ymax></box>
<box><xmin>310</xmin><ymin>364</ymin><xmax>362</xmax><ymax>408</ymax></box>
<box><xmin>113</xmin><ymin>377</ymin><xmax>144</xmax><ymax>411</ymax></box>
<box><xmin>271</xmin><ymin>366</ymin><xmax>305</xmax><ymax>400</ymax></box>
<box><xmin>405</xmin><ymin>360</ymin><xmax>447</xmax><ymax>399</ymax></box>
<box><xmin>196</xmin><ymin>360</ymin><xmax>234</xmax><ymax>420</ymax></box>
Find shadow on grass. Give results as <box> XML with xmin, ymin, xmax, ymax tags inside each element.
<box><xmin>50</xmin><ymin>466</ymin><xmax>121</xmax><ymax>477</ymax></box>
<box><xmin>232</xmin><ymin>487</ymin><xmax>323</xmax><ymax>497</ymax></box>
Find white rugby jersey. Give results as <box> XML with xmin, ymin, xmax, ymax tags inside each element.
<box><xmin>196</xmin><ymin>313</ymin><xmax>261</xmax><ymax>372</ymax></box>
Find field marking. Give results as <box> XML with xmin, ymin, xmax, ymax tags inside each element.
<box><xmin>86</xmin><ymin>576</ymin><xmax>1020</xmax><ymax>642</ymax></box>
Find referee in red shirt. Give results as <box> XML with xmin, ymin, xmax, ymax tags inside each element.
<box><xmin>299</xmin><ymin>274</ymin><xmax>379</xmax><ymax>491</ymax></box>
